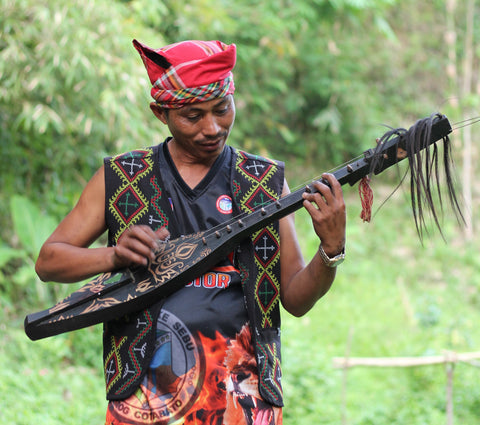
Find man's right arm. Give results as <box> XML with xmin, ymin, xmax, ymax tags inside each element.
<box><xmin>35</xmin><ymin>166</ymin><xmax>166</xmax><ymax>283</ymax></box>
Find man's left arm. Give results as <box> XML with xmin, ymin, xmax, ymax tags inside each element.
<box><xmin>279</xmin><ymin>174</ymin><xmax>346</xmax><ymax>316</ymax></box>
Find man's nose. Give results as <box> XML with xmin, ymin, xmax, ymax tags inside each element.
<box><xmin>202</xmin><ymin>114</ymin><xmax>221</xmax><ymax>136</ymax></box>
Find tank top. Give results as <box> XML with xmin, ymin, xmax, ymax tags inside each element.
<box><xmin>106</xmin><ymin>142</ymin><xmax>282</xmax><ymax>424</ymax></box>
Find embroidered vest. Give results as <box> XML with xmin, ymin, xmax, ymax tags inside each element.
<box><xmin>102</xmin><ymin>144</ymin><xmax>285</xmax><ymax>407</ymax></box>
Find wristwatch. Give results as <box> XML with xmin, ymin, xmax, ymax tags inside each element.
<box><xmin>318</xmin><ymin>244</ymin><xmax>345</xmax><ymax>268</ymax></box>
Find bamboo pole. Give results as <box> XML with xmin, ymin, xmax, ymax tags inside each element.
<box><xmin>461</xmin><ymin>0</ymin><xmax>475</xmax><ymax>240</ymax></box>
<box><xmin>333</xmin><ymin>350</ymin><xmax>480</xmax><ymax>425</ymax></box>
<box><xmin>332</xmin><ymin>351</ymin><xmax>480</xmax><ymax>369</ymax></box>
<box><xmin>445</xmin><ymin>363</ymin><xmax>455</xmax><ymax>425</ymax></box>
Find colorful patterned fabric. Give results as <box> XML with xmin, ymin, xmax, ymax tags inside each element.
<box><xmin>105</xmin><ymin>148</ymin><xmax>162</xmax><ymax>244</ymax></box>
<box><xmin>103</xmin><ymin>144</ymin><xmax>170</xmax><ymax>400</ymax></box>
<box><xmin>106</xmin><ymin>325</ymin><xmax>283</xmax><ymax>425</ymax></box>
<box><xmin>233</xmin><ymin>151</ymin><xmax>285</xmax><ymax>407</ymax></box>
<box><xmin>102</xmin><ymin>143</ymin><xmax>284</xmax><ymax>408</ymax></box>
<box><xmin>133</xmin><ymin>39</ymin><xmax>236</xmax><ymax>108</ymax></box>
<box><xmin>106</xmin><ymin>145</ymin><xmax>282</xmax><ymax>423</ymax></box>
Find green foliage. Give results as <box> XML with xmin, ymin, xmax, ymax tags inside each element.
<box><xmin>1</xmin><ymin>318</ymin><xmax>104</xmax><ymax>425</ymax></box>
<box><xmin>0</xmin><ymin>0</ymin><xmax>168</xmax><ymax>224</ymax></box>
<box><xmin>10</xmin><ymin>195</ymin><xmax>57</xmax><ymax>259</ymax></box>
<box><xmin>0</xmin><ymin>195</ymin><xmax>54</xmax><ymax>306</ymax></box>
<box><xmin>4</xmin><ymin>190</ymin><xmax>480</xmax><ymax>425</ymax></box>
<box><xmin>131</xmin><ymin>0</ymin><xmax>409</xmax><ymax>168</ymax></box>
<box><xmin>0</xmin><ymin>195</ymin><xmax>91</xmax><ymax>308</ymax></box>
<box><xmin>0</xmin><ymin>0</ymin><xmax>461</xmax><ymax>235</ymax></box>
<box><xmin>281</xmin><ymin>194</ymin><xmax>480</xmax><ymax>424</ymax></box>
<box><xmin>2</xmin><ymin>0</ymin><xmax>480</xmax><ymax>423</ymax></box>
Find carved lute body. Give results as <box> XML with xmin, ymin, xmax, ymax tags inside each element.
<box><xmin>25</xmin><ymin>114</ymin><xmax>455</xmax><ymax>340</ymax></box>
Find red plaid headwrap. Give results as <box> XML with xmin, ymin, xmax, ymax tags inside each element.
<box><xmin>133</xmin><ymin>39</ymin><xmax>236</xmax><ymax>109</ymax></box>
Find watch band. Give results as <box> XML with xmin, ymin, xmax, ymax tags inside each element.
<box><xmin>318</xmin><ymin>244</ymin><xmax>345</xmax><ymax>268</ymax></box>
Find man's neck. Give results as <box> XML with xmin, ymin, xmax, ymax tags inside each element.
<box><xmin>167</xmin><ymin>139</ymin><xmax>220</xmax><ymax>189</ymax></box>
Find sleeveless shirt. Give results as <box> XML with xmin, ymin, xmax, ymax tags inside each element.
<box><xmin>103</xmin><ymin>141</ymin><xmax>284</xmax><ymax>424</ymax></box>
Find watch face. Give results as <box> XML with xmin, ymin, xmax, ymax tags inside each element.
<box><xmin>330</xmin><ymin>256</ymin><xmax>344</xmax><ymax>267</ymax></box>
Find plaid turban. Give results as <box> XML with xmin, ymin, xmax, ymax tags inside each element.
<box><xmin>133</xmin><ymin>39</ymin><xmax>236</xmax><ymax>109</ymax></box>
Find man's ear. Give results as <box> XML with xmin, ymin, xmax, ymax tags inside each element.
<box><xmin>150</xmin><ymin>102</ymin><xmax>168</xmax><ymax>124</ymax></box>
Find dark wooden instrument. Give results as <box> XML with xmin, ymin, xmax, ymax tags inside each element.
<box><xmin>24</xmin><ymin>114</ymin><xmax>455</xmax><ymax>340</ymax></box>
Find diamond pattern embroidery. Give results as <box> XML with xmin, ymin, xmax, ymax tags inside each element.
<box><xmin>233</xmin><ymin>150</ymin><xmax>284</xmax><ymax>405</ymax></box>
<box><xmin>112</xmin><ymin>186</ymin><xmax>147</xmax><ymax>224</ymax></box>
<box><xmin>238</xmin><ymin>154</ymin><xmax>273</xmax><ymax>182</ymax></box>
<box><xmin>116</xmin><ymin>150</ymin><xmax>151</xmax><ymax>182</ymax></box>
<box><xmin>236</xmin><ymin>152</ymin><xmax>279</xmax><ymax>215</ymax></box>
<box><xmin>253</xmin><ymin>228</ymin><xmax>279</xmax><ymax>269</ymax></box>
<box><xmin>244</xmin><ymin>186</ymin><xmax>276</xmax><ymax>212</ymax></box>
<box><xmin>108</xmin><ymin>148</ymin><xmax>155</xmax><ymax>244</ymax></box>
<box><xmin>256</xmin><ymin>274</ymin><xmax>278</xmax><ymax>315</ymax></box>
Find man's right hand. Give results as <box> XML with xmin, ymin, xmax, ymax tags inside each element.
<box><xmin>113</xmin><ymin>226</ymin><xmax>170</xmax><ymax>268</ymax></box>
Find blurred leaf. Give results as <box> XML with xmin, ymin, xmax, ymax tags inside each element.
<box><xmin>13</xmin><ymin>264</ymin><xmax>38</xmax><ymax>289</ymax></box>
<box><xmin>10</xmin><ymin>195</ymin><xmax>57</xmax><ymax>258</ymax></box>
<box><xmin>0</xmin><ymin>245</ymin><xmax>27</xmax><ymax>267</ymax></box>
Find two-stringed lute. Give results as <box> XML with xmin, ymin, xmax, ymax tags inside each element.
<box><xmin>24</xmin><ymin>114</ymin><xmax>456</xmax><ymax>340</ymax></box>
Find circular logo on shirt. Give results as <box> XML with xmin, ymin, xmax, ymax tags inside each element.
<box><xmin>108</xmin><ymin>311</ymin><xmax>205</xmax><ymax>424</ymax></box>
<box><xmin>216</xmin><ymin>195</ymin><xmax>232</xmax><ymax>215</ymax></box>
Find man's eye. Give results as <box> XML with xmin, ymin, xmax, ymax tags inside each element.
<box><xmin>215</xmin><ymin>107</ymin><xmax>229</xmax><ymax>115</ymax></box>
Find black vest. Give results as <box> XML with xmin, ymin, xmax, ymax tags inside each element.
<box><xmin>103</xmin><ymin>143</ymin><xmax>285</xmax><ymax>407</ymax></box>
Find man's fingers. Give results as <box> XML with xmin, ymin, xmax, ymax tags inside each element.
<box><xmin>155</xmin><ymin>227</ymin><xmax>170</xmax><ymax>241</ymax></box>
<box><xmin>113</xmin><ymin>244</ymin><xmax>150</xmax><ymax>267</ymax></box>
<box><xmin>125</xmin><ymin>225</ymin><xmax>159</xmax><ymax>250</ymax></box>
<box><xmin>116</xmin><ymin>225</ymin><xmax>161</xmax><ymax>266</ymax></box>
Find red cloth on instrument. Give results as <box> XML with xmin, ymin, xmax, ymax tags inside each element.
<box><xmin>359</xmin><ymin>176</ymin><xmax>373</xmax><ymax>222</ymax></box>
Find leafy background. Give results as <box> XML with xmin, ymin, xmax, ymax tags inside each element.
<box><xmin>1</xmin><ymin>0</ymin><xmax>480</xmax><ymax>423</ymax></box>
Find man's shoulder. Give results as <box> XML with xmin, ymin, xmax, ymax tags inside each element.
<box><xmin>233</xmin><ymin>148</ymin><xmax>284</xmax><ymax>168</ymax></box>
<box><xmin>105</xmin><ymin>144</ymin><xmax>161</xmax><ymax>164</ymax></box>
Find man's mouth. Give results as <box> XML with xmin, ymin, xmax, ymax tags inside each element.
<box><xmin>198</xmin><ymin>138</ymin><xmax>224</xmax><ymax>151</ymax></box>
<box><xmin>198</xmin><ymin>132</ymin><xmax>228</xmax><ymax>147</ymax></box>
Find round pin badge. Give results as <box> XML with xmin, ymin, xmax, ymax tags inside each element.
<box><xmin>216</xmin><ymin>195</ymin><xmax>232</xmax><ymax>214</ymax></box>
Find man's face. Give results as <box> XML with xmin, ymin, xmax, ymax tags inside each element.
<box><xmin>155</xmin><ymin>95</ymin><xmax>236</xmax><ymax>163</ymax></box>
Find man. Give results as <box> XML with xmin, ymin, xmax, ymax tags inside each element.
<box><xmin>35</xmin><ymin>39</ymin><xmax>346</xmax><ymax>425</ymax></box>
